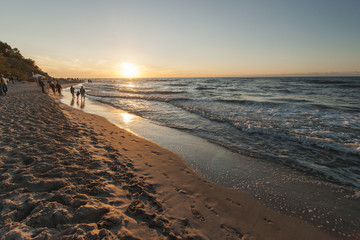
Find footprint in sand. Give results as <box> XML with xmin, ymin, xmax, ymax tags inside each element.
<box><xmin>263</xmin><ymin>217</ymin><xmax>281</xmax><ymax>231</ymax></box>
<box><xmin>220</xmin><ymin>224</ymin><xmax>243</xmax><ymax>239</ymax></box>
<box><xmin>126</xmin><ymin>163</ymin><xmax>134</xmax><ymax>169</ymax></box>
<box><xmin>22</xmin><ymin>156</ymin><xmax>37</xmax><ymax>165</ymax></box>
<box><xmin>191</xmin><ymin>204</ymin><xmax>205</xmax><ymax>222</ymax></box>
<box><xmin>105</xmin><ymin>145</ymin><xmax>117</xmax><ymax>153</ymax></box>
<box><xmin>109</xmin><ymin>200</ymin><xmax>125</xmax><ymax>206</ymax></box>
<box><xmin>151</xmin><ymin>151</ymin><xmax>161</xmax><ymax>155</ymax></box>
<box><xmin>175</xmin><ymin>188</ymin><xmax>187</xmax><ymax>194</ymax></box>
<box><xmin>205</xmin><ymin>204</ymin><xmax>218</xmax><ymax>215</ymax></box>
<box><xmin>226</xmin><ymin>198</ymin><xmax>242</xmax><ymax>207</ymax></box>
<box><xmin>91</xmin><ymin>136</ymin><xmax>98</xmax><ymax>144</ymax></box>
<box><xmin>106</xmin><ymin>152</ymin><xmax>117</xmax><ymax>159</ymax></box>
<box><xmin>263</xmin><ymin>217</ymin><xmax>273</xmax><ymax>224</ymax></box>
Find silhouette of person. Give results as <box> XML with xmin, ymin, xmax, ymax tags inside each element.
<box><xmin>50</xmin><ymin>81</ymin><xmax>56</xmax><ymax>94</ymax></box>
<box><xmin>70</xmin><ymin>86</ymin><xmax>75</xmax><ymax>97</ymax></box>
<box><xmin>80</xmin><ymin>86</ymin><xmax>85</xmax><ymax>99</ymax></box>
<box><xmin>56</xmin><ymin>82</ymin><xmax>62</xmax><ymax>94</ymax></box>
<box><xmin>0</xmin><ymin>74</ymin><xmax>7</xmax><ymax>96</ymax></box>
<box><xmin>39</xmin><ymin>79</ymin><xmax>45</xmax><ymax>93</ymax></box>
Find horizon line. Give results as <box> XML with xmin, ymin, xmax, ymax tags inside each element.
<box><xmin>55</xmin><ymin>73</ymin><xmax>360</xmax><ymax>79</ymax></box>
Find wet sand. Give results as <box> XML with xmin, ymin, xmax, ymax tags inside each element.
<box><xmin>0</xmin><ymin>82</ymin><xmax>336</xmax><ymax>239</ymax></box>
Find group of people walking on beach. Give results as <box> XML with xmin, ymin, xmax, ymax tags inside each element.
<box><xmin>38</xmin><ymin>79</ymin><xmax>86</xmax><ymax>101</ymax></box>
<box><xmin>1</xmin><ymin>74</ymin><xmax>87</xmax><ymax>101</ymax></box>
<box><xmin>37</xmin><ymin>76</ymin><xmax>86</xmax><ymax>101</ymax></box>
<box><xmin>69</xmin><ymin>85</ymin><xmax>86</xmax><ymax>108</ymax></box>
<box><xmin>38</xmin><ymin>79</ymin><xmax>62</xmax><ymax>95</ymax></box>
<box><xmin>70</xmin><ymin>85</ymin><xmax>85</xmax><ymax>99</ymax></box>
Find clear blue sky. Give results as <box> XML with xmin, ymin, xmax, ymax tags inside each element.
<box><xmin>1</xmin><ymin>0</ymin><xmax>359</xmax><ymax>78</ymax></box>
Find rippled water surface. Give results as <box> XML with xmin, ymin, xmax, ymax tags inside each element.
<box><xmin>82</xmin><ymin>77</ymin><xmax>360</xmax><ymax>190</ymax></box>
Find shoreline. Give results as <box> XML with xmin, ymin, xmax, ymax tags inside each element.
<box><xmin>61</xmin><ymin>83</ymin><xmax>360</xmax><ymax>238</ymax></box>
<box><xmin>0</xmin><ymin>82</ymin><xmax>345</xmax><ymax>239</ymax></box>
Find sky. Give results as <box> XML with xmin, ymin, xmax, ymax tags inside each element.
<box><xmin>1</xmin><ymin>0</ymin><xmax>359</xmax><ymax>78</ymax></box>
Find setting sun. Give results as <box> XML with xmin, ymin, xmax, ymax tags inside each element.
<box><xmin>120</xmin><ymin>62</ymin><xmax>139</xmax><ymax>78</ymax></box>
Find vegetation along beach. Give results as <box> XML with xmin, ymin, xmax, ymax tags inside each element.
<box><xmin>1</xmin><ymin>1</ymin><xmax>359</xmax><ymax>239</ymax></box>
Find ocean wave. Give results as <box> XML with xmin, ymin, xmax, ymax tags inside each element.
<box><xmin>83</xmin><ymin>76</ymin><xmax>360</xmax><ymax>190</ymax></box>
<box><xmin>215</xmin><ymin>99</ymin><xmax>248</xmax><ymax>104</ymax></box>
<box><xmin>90</xmin><ymin>87</ymin><xmax>184</xmax><ymax>95</ymax></box>
<box><xmin>271</xmin><ymin>98</ymin><xmax>311</xmax><ymax>103</ymax></box>
<box><xmin>87</xmin><ymin>92</ymin><xmax>190</xmax><ymax>102</ymax></box>
<box><xmin>195</xmin><ymin>86</ymin><xmax>216</xmax><ymax>90</ymax></box>
<box><xmin>214</xmin><ymin>99</ymin><xmax>289</xmax><ymax>108</ymax></box>
<box><xmin>304</xmin><ymin>78</ymin><xmax>360</xmax><ymax>85</ymax></box>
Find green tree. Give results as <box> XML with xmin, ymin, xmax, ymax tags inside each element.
<box><xmin>0</xmin><ymin>41</ymin><xmax>13</xmax><ymax>57</ymax></box>
<box><xmin>0</xmin><ymin>41</ymin><xmax>50</xmax><ymax>78</ymax></box>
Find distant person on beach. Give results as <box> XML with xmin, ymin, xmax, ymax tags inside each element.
<box><xmin>80</xmin><ymin>86</ymin><xmax>85</xmax><ymax>99</ymax></box>
<box><xmin>9</xmin><ymin>76</ymin><xmax>14</xmax><ymax>84</ymax></box>
<box><xmin>76</xmin><ymin>91</ymin><xmax>80</xmax><ymax>99</ymax></box>
<box><xmin>70</xmin><ymin>86</ymin><xmax>75</xmax><ymax>97</ymax></box>
<box><xmin>39</xmin><ymin>79</ymin><xmax>45</xmax><ymax>93</ymax></box>
<box><xmin>56</xmin><ymin>82</ymin><xmax>62</xmax><ymax>94</ymax></box>
<box><xmin>50</xmin><ymin>81</ymin><xmax>56</xmax><ymax>94</ymax></box>
<box><xmin>0</xmin><ymin>75</ymin><xmax>4</xmax><ymax>95</ymax></box>
<box><xmin>0</xmin><ymin>74</ymin><xmax>8</xmax><ymax>96</ymax></box>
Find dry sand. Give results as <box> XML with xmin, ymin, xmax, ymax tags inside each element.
<box><xmin>0</xmin><ymin>82</ymin><xmax>335</xmax><ymax>239</ymax></box>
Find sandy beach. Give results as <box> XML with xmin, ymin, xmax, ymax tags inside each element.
<box><xmin>0</xmin><ymin>82</ymin><xmax>336</xmax><ymax>239</ymax></box>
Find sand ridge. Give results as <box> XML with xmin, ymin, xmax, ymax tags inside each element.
<box><xmin>0</xmin><ymin>82</ymin><xmax>335</xmax><ymax>239</ymax></box>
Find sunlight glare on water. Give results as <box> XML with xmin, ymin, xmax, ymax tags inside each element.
<box><xmin>121</xmin><ymin>112</ymin><xmax>134</xmax><ymax>123</ymax></box>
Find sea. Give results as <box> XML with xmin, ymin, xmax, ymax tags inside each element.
<box><xmin>82</xmin><ymin>77</ymin><xmax>360</xmax><ymax>189</ymax></box>
<box><xmin>62</xmin><ymin>76</ymin><xmax>360</xmax><ymax>237</ymax></box>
